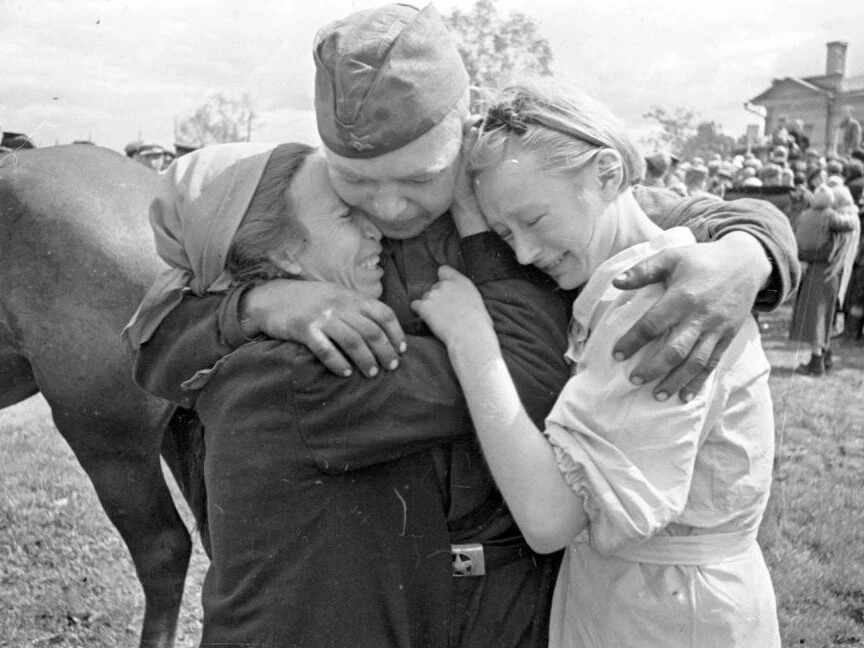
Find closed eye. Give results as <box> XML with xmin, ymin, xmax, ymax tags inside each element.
<box><xmin>402</xmin><ymin>171</ymin><xmax>439</xmax><ymax>185</ymax></box>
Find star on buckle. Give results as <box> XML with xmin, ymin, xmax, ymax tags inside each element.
<box><xmin>451</xmin><ymin>543</ymin><xmax>485</xmax><ymax>577</ymax></box>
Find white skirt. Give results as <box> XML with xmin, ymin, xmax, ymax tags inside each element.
<box><xmin>548</xmin><ymin>532</ymin><xmax>780</xmax><ymax>648</ymax></box>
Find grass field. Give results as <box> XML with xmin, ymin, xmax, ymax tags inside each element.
<box><xmin>1</xmin><ymin>304</ymin><xmax>863</xmax><ymax>647</ymax></box>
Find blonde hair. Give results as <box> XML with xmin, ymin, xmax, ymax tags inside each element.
<box><xmin>467</xmin><ymin>78</ymin><xmax>643</xmax><ymax>193</ymax></box>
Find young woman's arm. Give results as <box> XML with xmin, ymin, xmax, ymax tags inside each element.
<box><xmin>442</xmin><ymin>317</ymin><xmax>588</xmax><ymax>553</ymax></box>
<box><xmin>415</xmin><ymin>266</ymin><xmax>586</xmax><ymax>552</ymax></box>
<box><xmin>416</xmin><ymin>267</ymin><xmax>735</xmax><ymax>554</ymax></box>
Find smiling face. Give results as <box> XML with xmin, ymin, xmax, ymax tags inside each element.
<box><xmin>474</xmin><ymin>143</ymin><xmax>615</xmax><ymax>291</ymax></box>
<box><xmin>287</xmin><ymin>153</ymin><xmax>384</xmax><ymax>298</ymax></box>
<box><xmin>324</xmin><ymin>113</ymin><xmax>464</xmax><ymax>239</ymax></box>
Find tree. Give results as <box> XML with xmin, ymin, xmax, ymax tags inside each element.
<box><xmin>641</xmin><ymin>105</ymin><xmax>737</xmax><ymax>160</ymax></box>
<box><xmin>444</xmin><ymin>0</ymin><xmax>553</xmax><ymax>89</ymax></box>
<box><xmin>680</xmin><ymin>121</ymin><xmax>737</xmax><ymax>161</ymax></box>
<box><xmin>175</xmin><ymin>92</ymin><xmax>258</xmax><ymax>148</ymax></box>
<box><xmin>641</xmin><ymin>105</ymin><xmax>696</xmax><ymax>154</ymax></box>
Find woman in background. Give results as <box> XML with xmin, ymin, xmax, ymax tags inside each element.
<box><xmin>791</xmin><ymin>183</ymin><xmax>859</xmax><ymax>374</ymax></box>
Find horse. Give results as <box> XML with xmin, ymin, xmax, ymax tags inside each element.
<box><xmin>0</xmin><ymin>144</ymin><xmax>202</xmax><ymax>648</ymax></box>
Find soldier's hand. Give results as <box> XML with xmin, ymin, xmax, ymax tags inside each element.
<box><xmin>241</xmin><ymin>279</ymin><xmax>405</xmax><ymax>378</ymax></box>
<box><xmin>611</xmin><ymin>232</ymin><xmax>770</xmax><ymax>401</ymax></box>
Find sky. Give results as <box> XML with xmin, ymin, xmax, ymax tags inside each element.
<box><xmin>2</xmin><ymin>0</ymin><xmax>863</xmax><ymax>153</ymax></box>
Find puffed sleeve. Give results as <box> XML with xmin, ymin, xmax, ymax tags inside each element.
<box><xmin>543</xmin><ymin>283</ymin><xmax>726</xmax><ymax>555</ymax></box>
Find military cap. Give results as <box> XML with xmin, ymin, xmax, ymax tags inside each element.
<box><xmin>138</xmin><ymin>142</ymin><xmax>167</xmax><ymax>156</ymax></box>
<box><xmin>770</xmin><ymin>145</ymin><xmax>789</xmax><ymax>163</ymax></box>
<box><xmin>314</xmin><ymin>3</ymin><xmax>469</xmax><ymax>158</ymax></box>
<box><xmin>645</xmin><ymin>152</ymin><xmax>672</xmax><ymax>176</ymax></box>
<box><xmin>125</xmin><ymin>140</ymin><xmax>144</xmax><ymax>157</ymax></box>
<box><xmin>685</xmin><ymin>164</ymin><xmax>709</xmax><ymax>183</ymax></box>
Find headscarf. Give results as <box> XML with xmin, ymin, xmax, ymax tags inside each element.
<box><xmin>123</xmin><ymin>142</ymin><xmax>278</xmax><ymax>349</ymax></box>
<box><xmin>826</xmin><ymin>185</ymin><xmax>860</xmax><ymax>299</ymax></box>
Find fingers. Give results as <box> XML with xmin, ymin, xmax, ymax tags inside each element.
<box><xmin>612</xmin><ymin>299</ymin><xmax>683</xmax><ymax>364</ymax></box>
<box><xmin>651</xmin><ymin>334</ymin><xmax>729</xmax><ymax>403</ymax></box>
<box><xmin>622</xmin><ymin>312</ymin><xmax>733</xmax><ymax>402</ymax></box>
<box><xmin>625</xmin><ymin>321</ymin><xmax>700</xmax><ymax>388</ymax></box>
<box><xmin>304</xmin><ymin>302</ymin><xmax>405</xmax><ymax>379</ymax></box>
<box><xmin>677</xmin><ymin>338</ymin><xmax>729</xmax><ymax>402</ymax></box>
<box><xmin>311</xmin><ymin>318</ymin><xmax>382</xmax><ymax>378</ymax></box>
<box><xmin>612</xmin><ymin>239</ymin><xmax>757</xmax><ymax>401</ymax></box>
<box><xmin>463</xmin><ymin>114</ymin><xmax>485</xmax><ymax>134</ymax></box>
<box><xmin>437</xmin><ymin>265</ymin><xmax>461</xmax><ymax>281</ymax></box>
<box><xmin>304</xmin><ymin>326</ymin><xmax>354</xmax><ymax>378</ymax></box>
<box><xmin>362</xmin><ymin>300</ymin><xmax>407</xmax><ymax>356</ymax></box>
<box><xmin>409</xmin><ymin>298</ymin><xmax>425</xmax><ymax>318</ymax></box>
<box><xmin>612</xmin><ymin>250</ymin><xmax>672</xmax><ymax>291</ymax></box>
<box><xmin>341</xmin><ymin>310</ymin><xmax>402</xmax><ymax>374</ymax></box>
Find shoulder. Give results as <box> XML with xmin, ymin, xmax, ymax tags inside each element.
<box><xmin>200</xmin><ymin>339</ymin><xmax>305</xmax><ymax>395</ymax></box>
<box><xmin>715</xmin><ymin>317</ymin><xmax>770</xmax><ymax>392</ymax></box>
<box><xmin>632</xmin><ymin>184</ymin><xmax>683</xmax><ymax>217</ymax></box>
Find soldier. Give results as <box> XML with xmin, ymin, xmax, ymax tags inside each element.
<box><xmin>125</xmin><ymin>140</ymin><xmax>169</xmax><ymax>171</ymax></box>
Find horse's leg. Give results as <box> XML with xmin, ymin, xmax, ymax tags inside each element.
<box><xmin>49</xmin><ymin>402</ymin><xmax>191</xmax><ymax>648</ymax></box>
<box><xmin>0</xmin><ymin>347</ymin><xmax>39</xmax><ymax>408</ymax></box>
<box><xmin>0</xmin><ymin>325</ymin><xmax>39</xmax><ymax>408</ymax></box>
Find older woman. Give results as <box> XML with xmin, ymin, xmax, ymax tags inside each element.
<box><xmin>414</xmin><ymin>79</ymin><xmax>781</xmax><ymax>647</ymax></box>
<box><xmin>124</xmin><ymin>142</ymin><xmax>567</xmax><ymax>647</ymax></box>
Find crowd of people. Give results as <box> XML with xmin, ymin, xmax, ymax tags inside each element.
<box><xmin>642</xmin><ymin>139</ymin><xmax>864</xmax><ymax>204</ymax></box>
<box><xmin>643</xmin><ymin>117</ymin><xmax>864</xmax><ymax>379</ymax></box>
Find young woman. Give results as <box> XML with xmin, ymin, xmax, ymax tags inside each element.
<box><xmin>123</xmin><ymin>142</ymin><xmax>569</xmax><ymax>647</ymax></box>
<box><xmin>413</xmin><ymin>79</ymin><xmax>781</xmax><ymax>647</ymax></box>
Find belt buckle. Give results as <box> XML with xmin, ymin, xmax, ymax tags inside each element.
<box><xmin>451</xmin><ymin>543</ymin><xmax>485</xmax><ymax>577</ymax></box>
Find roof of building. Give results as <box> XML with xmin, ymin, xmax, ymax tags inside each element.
<box><xmin>841</xmin><ymin>73</ymin><xmax>864</xmax><ymax>94</ymax></box>
<box><xmin>749</xmin><ymin>76</ymin><xmax>831</xmax><ymax>103</ymax></box>
<box><xmin>750</xmin><ymin>72</ymin><xmax>864</xmax><ymax>105</ymax></box>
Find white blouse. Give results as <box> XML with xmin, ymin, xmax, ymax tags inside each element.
<box><xmin>544</xmin><ymin>226</ymin><xmax>780</xmax><ymax>647</ymax></box>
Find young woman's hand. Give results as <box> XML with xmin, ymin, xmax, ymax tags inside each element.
<box><xmin>411</xmin><ymin>266</ymin><xmax>495</xmax><ymax>350</ymax></box>
<box><xmin>450</xmin><ymin>119</ymin><xmax>489</xmax><ymax>237</ymax></box>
